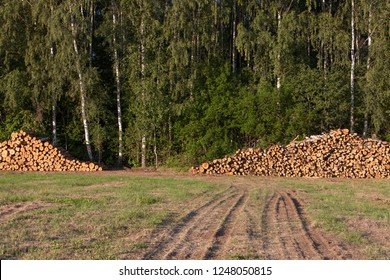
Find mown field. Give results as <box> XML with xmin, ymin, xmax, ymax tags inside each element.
<box><xmin>0</xmin><ymin>171</ymin><xmax>389</xmax><ymax>260</ymax></box>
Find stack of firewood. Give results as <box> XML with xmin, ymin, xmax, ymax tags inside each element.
<box><xmin>0</xmin><ymin>131</ymin><xmax>102</xmax><ymax>172</ymax></box>
<box><xmin>191</xmin><ymin>129</ymin><xmax>390</xmax><ymax>178</ymax></box>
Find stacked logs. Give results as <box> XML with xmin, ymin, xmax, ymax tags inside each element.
<box><xmin>0</xmin><ymin>131</ymin><xmax>102</xmax><ymax>172</ymax></box>
<box><xmin>191</xmin><ymin>129</ymin><xmax>390</xmax><ymax>178</ymax></box>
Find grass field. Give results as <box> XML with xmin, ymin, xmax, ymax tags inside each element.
<box><xmin>0</xmin><ymin>171</ymin><xmax>389</xmax><ymax>260</ymax></box>
<box><xmin>280</xmin><ymin>178</ymin><xmax>390</xmax><ymax>258</ymax></box>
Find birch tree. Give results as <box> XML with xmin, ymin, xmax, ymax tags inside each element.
<box><xmin>126</xmin><ymin>0</ymin><xmax>164</xmax><ymax>168</ymax></box>
<box><xmin>68</xmin><ymin>1</ymin><xmax>94</xmax><ymax>161</ymax></box>
<box><xmin>363</xmin><ymin>0</ymin><xmax>372</xmax><ymax>137</ymax></box>
<box><xmin>111</xmin><ymin>0</ymin><xmax>124</xmax><ymax>166</ymax></box>
<box><xmin>350</xmin><ymin>0</ymin><xmax>356</xmax><ymax>133</ymax></box>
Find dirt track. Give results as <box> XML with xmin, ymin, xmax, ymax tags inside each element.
<box><xmin>139</xmin><ymin>177</ymin><xmax>354</xmax><ymax>260</ymax></box>
<box><xmin>261</xmin><ymin>190</ymin><xmax>344</xmax><ymax>260</ymax></box>
<box><xmin>1</xmin><ymin>170</ymin><xmax>388</xmax><ymax>260</ymax></box>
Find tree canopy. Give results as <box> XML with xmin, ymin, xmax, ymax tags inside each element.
<box><xmin>0</xmin><ymin>0</ymin><xmax>389</xmax><ymax>167</ymax></box>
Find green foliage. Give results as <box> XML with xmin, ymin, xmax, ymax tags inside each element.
<box><xmin>0</xmin><ymin>0</ymin><xmax>388</xmax><ymax>166</ymax></box>
<box><xmin>0</xmin><ymin>111</ymin><xmax>40</xmax><ymax>141</ymax></box>
<box><xmin>177</xmin><ymin>64</ymin><xmax>237</xmax><ymax>162</ymax></box>
<box><xmin>0</xmin><ymin>70</ymin><xmax>31</xmax><ymax>113</ymax></box>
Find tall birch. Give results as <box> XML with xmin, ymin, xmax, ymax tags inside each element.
<box><xmin>363</xmin><ymin>1</ymin><xmax>372</xmax><ymax>138</ymax></box>
<box><xmin>112</xmin><ymin>1</ymin><xmax>123</xmax><ymax>166</ymax></box>
<box><xmin>49</xmin><ymin>0</ymin><xmax>57</xmax><ymax>146</ymax></box>
<box><xmin>140</xmin><ymin>7</ymin><xmax>147</xmax><ymax>168</ymax></box>
<box><xmin>69</xmin><ymin>3</ymin><xmax>94</xmax><ymax>161</ymax></box>
<box><xmin>350</xmin><ymin>0</ymin><xmax>356</xmax><ymax>133</ymax></box>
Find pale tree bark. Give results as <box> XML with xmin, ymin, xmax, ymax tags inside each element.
<box><xmin>275</xmin><ymin>0</ymin><xmax>295</xmax><ymax>91</ymax></box>
<box><xmin>89</xmin><ymin>0</ymin><xmax>94</xmax><ymax>68</ymax></box>
<box><xmin>112</xmin><ymin>2</ymin><xmax>123</xmax><ymax>166</ymax></box>
<box><xmin>52</xmin><ymin>80</ymin><xmax>57</xmax><ymax>147</ymax></box>
<box><xmin>70</xmin><ymin>5</ymin><xmax>94</xmax><ymax>161</ymax></box>
<box><xmin>232</xmin><ymin>0</ymin><xmax>237</xmax><ymax>73</ymax></box>
<box><xmin>50</xmin><ymin>1</ymin><xmax>57</xmax><ymax>147</ymax></box>
<box><xmin>213</xmin><ymin>0</ymin><xmax>218</xmax><ymax>59</ymax></box>
<box><xmin>350</xmin><ymin>0</ymin><xmax>356</xmax><ymax>133</ymax></box>
<box><xmin>363</xmin><ymin>1</ymin><xmax>372</xmax><ymax>138</ymax></box>
<box><xmin>321</xmin><ymin>0</ymin><xmax>328</xmax><ymax>77</ymax></box>
<box><xmin>153</xmin><ymin>128</ymin><xmax>158</xmax><ymax>169</ymax></box>
<box><xmin>322</xmin><ymin>0</ymin><xmax>332</xmax><ymax>129</ymax></box>
<box><xmin>191</xmin><ymin>8</ymin><xmax>196</xmax><ymax>65</ymax></box>
<box><xmin>140</xmin><ymin>11</ymin><xmax>146</xmax><ymax>168</ymax></box>
<box><xmin>276</xmin><ymin>9</ymin><xmax>282</xmax><ymax>91</ymax></box>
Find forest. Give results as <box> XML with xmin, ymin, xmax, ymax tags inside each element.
<box><xmin>0</xmin><ymin>0</ymin><xmax>389</xmax><ymax>167</ymax></box>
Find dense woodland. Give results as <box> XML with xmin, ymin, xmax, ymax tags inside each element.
<box><xmin>0</xmin><ymin>0</ymin><xmax>389</xmax><ymax>167</ymax></box>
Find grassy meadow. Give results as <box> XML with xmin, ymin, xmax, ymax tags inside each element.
<box><xmin>0</xmin><ymin>172</ymin><xmax>389</xmax><ymax>259</ymax></box>
<box><xmin>0</xmin><ymin>172</ymin><xmax>225</xmax><ymax>259</ymax></box>
<box><xmin>280</xmin><ymin>178</ymin><xmax>390</xmax><ymax>258</ymax></box>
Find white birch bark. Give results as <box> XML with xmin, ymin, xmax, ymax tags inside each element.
<box><xmin>112</xmin><ymin>3</ymin><xmax>123</xmax><ymax>166</ymax></box>
<box><xmin>350</xmin><ymin>0</ymin><xmax>356</xmax><ymax>133</ymax></box>
<box><xmin>213</xmin><ymin>0</ymin><xmax>218</xmax><ymax>59</ymax></box>
<box><xmin>52</xmin><ymin>84</ymin><xmax>57</xmax><ymax>147</ymax></box>
<box><xmin>70</xmin><ymin>7</ymin><xmax>94</xmax><ymax>161</ymax></box>
<box><xmin>276</xmin><ymin>10</ymin><xmax>282</xmax><ymax>91</ymax></box>
<box><xmin>89</xmin><ymin>0</ymin><xmax>94</xmax><ymax>68</ymax></box>
<box><xmin>322</xmin><ymin>1</ymin><xmax>328</xmax><ymax>87</ymax></box>
<box><xmin>363</xmin><ymin>1</ymin><xmax>372</xmax><ymax>138</ymax></box>
<box><xmin>140</xmin><ymin>12</ymin><xmax>146</xmax><ymax>168</ymax></box>
<box><xmin>232</xmin><ymin>0</ymin><xmax>237</xmax><ymax>73</ymax></box>
<box><xmin>154</xmin><ymin>129</ymin><xmax>158</xmax><ymax>169</ymax></box>
<box><xmin>50</xmin><ymin>1</ymin><xmax>57</xmax><ymax>147</ymax></box>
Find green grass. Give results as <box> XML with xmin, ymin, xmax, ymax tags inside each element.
<box><xmin>0</xmin><ymin>172</ymin><xmax>224</xmax><ymax>259</ymax></box>
<box><xmin>281</xmin><ymin>178</ymin><xmax>390</xmax><ymax>259</ymax></box>
<box><xmin>0</xmin><ymin>173</ymin><xmax>389</xmax><ymax>259</ymax></box>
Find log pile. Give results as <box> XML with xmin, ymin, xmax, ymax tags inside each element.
<box><xmin>191</xmin><ymin>129</ymin><xmax>390</xmax><ymax>178</ymax></box>
<box><xmin>0</xmin><ymin>131</ymin><xmax>102</xmax><ymax>172</ymax></box>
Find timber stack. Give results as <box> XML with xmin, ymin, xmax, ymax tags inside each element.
<box><xmin>191</xmin><ymin>129</ymin><xmax>390</xmax><ymax>178</ymax></box>
<box><xmin>0</xmin><ymin>131</ymin><xmax>102</xmax><ymax>172</ymax></box>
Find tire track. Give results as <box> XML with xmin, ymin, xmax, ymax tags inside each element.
<box><xmin>142</xmin><ymin>185</ymin><xmax>237</xmax><ymax>259</ymax></box>
<box><xmin>212</xmin><ymin>186</ymin><xmax>267</xmax><ymax>260</ymax></box>
<box><xmin>276</xmin><ymin>194</ymin><xmax>306</xmax><ymax>259</ymax></box>
<box><xmin>142</xmin><ymin>179</ymin><xmax>346</xmax><ymax>260</ymax></box>
<box><xmin>243</xmin><ymin>204</ymin><xmax>266</xmax><ymax>259</ymax></box>
<box><xmin>262</xmin><ymin>189</ymin><xmax>343</xmax><ymax>259</ymax></box>
<box><xmin>262</xmin><ymin>192</ymin><xmax>287</xmax><ymax>259</ymax></box>
<box><xmin>283</xmin><ymin>191</ymin><xmax>343</xmax><ymax>259</ymax></box>
<box><xmin>280</xmin><ymin>191</ymin><xmax>322</xmax><ymax>259</ymax></box>
<box><xmin>203</xmin><ymin>191</ymin><xmax>247</xmax><ymax>259</ymax></box>
<box><xmin>163</xmin><ymin>189</ymin><xmax>245</xmax><ymax>260</ymax></box>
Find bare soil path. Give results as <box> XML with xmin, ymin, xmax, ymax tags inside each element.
<box><xmin>0</xmin><ymin>201</ymin><xmax>52</xmax><ymax>223</ymax></box>
<box><xmin>1</xmin><ymin>170</ymin><xmax>387</xmax><ymax>260</ymax></box>
<box><xmin>261</xmin><ymin>190</ymin><xmax>343</xmax><ymax>260</ymax></box>
<box><xmin>143</xmin><ymin>185</ymin><xmax>245</xmax><ymax>259</ymax></box>
<box><xmin>138</xmin><ymin>175</ymin><xmax>353</xmax><ymax>260</ymax></box>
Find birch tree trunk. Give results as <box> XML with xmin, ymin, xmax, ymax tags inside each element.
<box><xmin>350</xmin><ymin>0</ymin><xmax>356</xmax><ymax>133</ymax></box>
<box><xmin>213</xmin><ymin>0</ymin><xmax>218</xmax><ymax>59</ymax></box>
<box><xmin>363</xmin><ymin>2</ymin><xmax>372</xmax><ymax>138</ymax></box>
<box><xmin>140</xmin><ymin>12</ymin><xmax>146</xmax><ymax>168</ymax></box>
<box><xmin>70</xmin><ymin>7</ymin><xmax>94</xmax><ymax>161</ymax></box>
<box><xmin>232</xmin><ymin>0</ymin><xmax>237</xmax><ymax>73</ymax></box>
<box><xmin>89</xmin><ymin>0</ymin><xmax>94</xmax><ymax>68</ymax></box>
<box><xmin>112</xmin><ymin>2</ymin><xmax>123</xmax><ymax>166</ymax></box>
<box><xmin>276</xmin><ymin>9</ymin><xmax>282</xmax><ymax>91</ymax></box>
<box><xmin>52</xmin><ymin>82</ymin><xmax>57</xmax><ymax>147</ymax></box>
<box><xmin>154</xmin><ymin>128</ymin><xmax>158</xmax><ymax>169</ymax></box>
<box><xmin>50</xmin><ymin>1</ymin><xmax>57</xmax><ymax>147</ymax></box>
